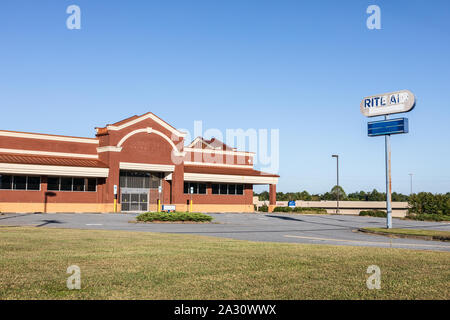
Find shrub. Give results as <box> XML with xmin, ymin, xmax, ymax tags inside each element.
<box><xmin>408</xmin><ymin>192</ymin><xmax>450</xmax><ymax>216</ymax></box>
<box><xmin>405</xmin><ymin>214</ymin><xmax>450</xmax><ymax>222</ymax></box>
<box><xmin>258</xmin><ymin>204</ymin><xmax>268</xmax><ymax>212</ymax></box>
<box><xmin>359</xmin><ymin>210</ymin><xmax>387</xmax><ymax>218</ymax></box>
<box><xmin>293</xmin><ymin>207</ymin><xmax>328</xmax><ymax>214</ymax></box>
<box><xmin>136</xmin><ymin>212</ymin><xmax>213</xmax><ymax>222</ymax></box>
<box><xmin>272</xmin><ymin>207</ymin><xmax>328</xmax><ymax>214</ymax></box>
<box><xmin>273</xmin><ymin>206</ymin><xmax>293</xmax><ymax>213</ymax></box>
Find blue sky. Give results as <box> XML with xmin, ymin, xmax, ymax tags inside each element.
<box><xmin>0</xmin><ymin>0</ymin><xmax>449</xmax><ymax>194</ymax></box>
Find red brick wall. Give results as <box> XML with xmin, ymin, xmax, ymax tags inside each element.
<box><xmin>0</xmin><ymin>135</ymin><xmax>97</xmax><ymax>155</ymax></box>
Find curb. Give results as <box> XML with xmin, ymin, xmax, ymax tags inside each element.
<box><xmin>358</xmin><ymin>228</ymin><xmax>450</xmax><ymax>242</ymax></box>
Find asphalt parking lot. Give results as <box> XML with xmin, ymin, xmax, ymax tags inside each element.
<box><xmin>1</xmin><ymin>212</ymin><xmax>449</xmax><ymax>251</ymax></box>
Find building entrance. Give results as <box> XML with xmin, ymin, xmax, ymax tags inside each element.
<box><xmin>119</xmin><ymin>170</ymin><xmax>162</xmax><ymax>212</ymax></box>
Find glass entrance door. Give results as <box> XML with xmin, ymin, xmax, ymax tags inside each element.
<box><xmin>121</xmin><ymin>192</ymin><xmax>148</xmax><ymax>212</ymax></box>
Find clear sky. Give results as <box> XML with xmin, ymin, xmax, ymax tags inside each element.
<box><xmin>0</xmin><ymin>0</ymin><xmax>449</xmax><ymax>195</ymax></box>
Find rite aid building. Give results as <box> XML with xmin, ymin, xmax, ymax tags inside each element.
<box><xmin>0</xmin><ymin>113</ymin><xmax>279</xmax><ymax>213</ymax></box>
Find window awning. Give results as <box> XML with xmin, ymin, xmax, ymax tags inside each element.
<box><xmin>165</xmin><ymin>165</ymin><xmax>279</xmax><ymax>185</ymax></box>
<box><xmin>0</xmin><ymin>154</ymin><xmax>109</xmax><ymax>177</ymax></box>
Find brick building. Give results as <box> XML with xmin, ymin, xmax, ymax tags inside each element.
<box><xmin>0</xmin><ymin>113</ymin><xmax>279</xmax><ymax>213</ymax></box>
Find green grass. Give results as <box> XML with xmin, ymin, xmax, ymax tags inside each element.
<box><xmin>361</xmin><ymin>228</ymin><xmax>450</xmax><ymax>241</ymax></box>
<box><xmin>0</xmin><ymin>226</ymin><xmax>449</xmax><ymax>300</ymax></box>
<box><xmin>136</xmin><ymin>212</ymin><xmax>213</xmax><ymax>222</ymax></box>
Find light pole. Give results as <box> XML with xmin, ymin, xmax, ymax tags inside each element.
<box><xmin>409</xmin><ymin>173</ymin><xmax>413</xmax><ymax>195</ymax></box>
<box><xmin>332</xmin><ymin>154</ymin><xmax>339</xmax><ymax>214</ymax></box>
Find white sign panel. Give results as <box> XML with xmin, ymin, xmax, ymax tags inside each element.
<box><xmin>113</xmin><ymin>185</ymin><xmax>117</xmax><ymax>195</ymax></box>
<box><xmin>162</xmin><ymin>205</ymin><xmax>176</xmax><ymax>211</ymax></box>
<box><xmin>360</xmin><ymin>90</ymin><xmax>415</xmax><ymax>117</ymax></box>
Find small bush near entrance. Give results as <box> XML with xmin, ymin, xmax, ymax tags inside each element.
<box><xmin>359</xmin><ymin>210</ymin><xmax>387</xmax><ymax>218</ymax></box>
<box><xmin>293</xmin><ymin>207</ymin><xmax>328</xmax><ymax>214</ymax></box>
<box><xmin>136</xmin><ymin>212</ymin><xmax>213</xmax><ymax>223</ymax></box>
<box><xmin>258</xmin><ymin>204</ymin><xmax>268</xmax><ymax>212</ymax></box>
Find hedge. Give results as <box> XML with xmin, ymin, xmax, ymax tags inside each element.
<box><xmin>273</xmin><ymin>206</ymin><xmax>293</xmax><ymax>213</ymax></box>
<box><xmin>293</xmin><ymin>207</ymin><xmax>328</xmax><ymax>214</ymax></box>
<box><xmin>405</xmin><ymin>214</ymin><xmax>450</xmax><ymax>222</ymax></box>
<box><xmin>272</xmin><ymin>207</ymin><xmax>328</xmax><ymax>214</ymax></box>
<box><xmin>359</xmin><ymin>210</ymin><xmax>387</xmax><ymax>218</ymax></box>
<box><xmin>136</xmin><ymin>212</ymin><xmax>213</xmax><ymax>222</ymax></box>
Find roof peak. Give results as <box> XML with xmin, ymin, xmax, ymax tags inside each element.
<box><xmin>187</xmin><ymin>136</ymin><xmax>236</xmax><ymax>151</ymax></box>
<box><xmin>96</xmin><ymin>112</ymin><xmax>187</xmax><ymax>137</ymax></box>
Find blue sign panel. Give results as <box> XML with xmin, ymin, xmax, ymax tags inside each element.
<box><xmin>368</xmin><ymin>118</ymin><xmax>408</xmax><ymax>137</ymax></box>
<box><xmin>288</xmin><ymin>200</ymin><xmax>296</xmax><ymax>208</ymax></box>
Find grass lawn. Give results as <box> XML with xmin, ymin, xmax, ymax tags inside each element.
<box><xmin>0</xmin><ymin>226</ymin><xmax>449</xmax><ymax>300</ymax></box>
<box><xmin>361</xmin><ymin>228</ymin><xmax>450</xmax><ymax>241</ymax></box>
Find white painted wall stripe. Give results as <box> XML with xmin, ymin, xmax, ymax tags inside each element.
<box><xmin>0</xmin><ymin>148</ymin><xmax>98</xmax><ymax>159</ymax></box>
<box><xmin>184</xmin><ymin>147</ymin><xmax>254</xmax><ymax>156</ymax></box>
<box><xmin>97</xmin><ymin>146</ymin><xmax>123</xmax><ymax>153</ymax></box>
<box><xmin>184</xmin><ymin>161</ymin><xmax>253</xmax><ymax>169</ymax></box>
<box><xmin>0</xmin><ymin>131</ymin><xmax>98</xmax><ymax>144</ymax></box>
<box><xmin>119</xmin><ymin>162</ymin><xmax>175</xmax><ymax>172</ymax></box>
<box><xmin>183</xmin><ymin>172</ymin><xmax>278</xmax><ymax>185</ymax></box>
<box><xmin>0</xmin><ymin>163</ymin><xmax>109</xmax><ymax>177</ymax></box>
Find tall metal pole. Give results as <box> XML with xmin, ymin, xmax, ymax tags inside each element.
<box><xmin>385</xmin><ymin>115</ymin><xmax>392</xmax><ymax>229</ymax></box>
<box><xmin>336</xmin><ymin>156</ymin><xmax>339</xmax><ymax>214</ymax></box>
<box><xmin>332</xmin><ymin>154</ymin><xmax>339</xmax><ymax>214</ymax></box>
<box><xmin>409</xmin><ymin>173</ymin><xmax>413</xmax><ymax>195</ymax></box>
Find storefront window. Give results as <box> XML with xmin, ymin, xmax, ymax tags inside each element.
<box><xmin>220</xmin><ymin>184</ymin><xmax>228</xmax><ymax>195</ymax></box>
<box><xmin>184</xmin><ymin>182</ymin><xmax>207</xmax><ymax>194</ymax></box>
<box><xmin>0</xmin><ymin>175</ymin><xmax>12</xmax><ymax>189</ymax></box>
<box><xmin>47</xmin><ymin>177</ymin><xmax>59</xmax><ymax>191</ymax></box>
<box><xmin>87</xmin><ymin>178</ymin><xmax>97</xmax><ymax>192</ymax></box>
<box><xmin>46</xmin><ymin>177</ymin><xmax>97</xmax><ymax>192</ymax></box>
<box><xmin>13</xmin><ymin>176</ymin><xmax>27</xmax><ymax>190</ymax></box>
<box><xmin>0</xmin><ymin>175</ymin><xmax>41</xmax><ymax>191</ymax></box>
<box><xmin>27</xmin><ymin>177</ymin><xmax>41</xmax><ymax>190</ymax></box>
<box><xmin>73</xmin><ymin>178</ymin><xmax>85</xmax><ymax>191</ymax></box>
<box><xmin>60</xmin><ymin>177</ymin><xmax>73</xmax><ymax>191</ymax></box>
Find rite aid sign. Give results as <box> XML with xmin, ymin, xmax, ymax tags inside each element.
<box><xmin>360</xmin><ymin>90</ymin><xmax>415</xmax><ymax>117</ymax></box>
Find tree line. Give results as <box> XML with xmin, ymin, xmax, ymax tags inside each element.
<box><xmin>255</xmin><ymin>186</ymin><xmax>413</xmax><ymax>202</ymax></box>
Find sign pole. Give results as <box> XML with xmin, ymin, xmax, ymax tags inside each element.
<box><xmin>158</xmin><ymin>185</ymin><xmax>162</xmax><ymax>212</ymax></box>
<box><xmin>113</xmin><ymin>185</ymin><xmax>118</xmax><ymax>213</ymax></box>
<box><xmin>361</xmin><ymin>90</ymin><xmax>415</xmax><ymax>229</ymax></box>
<box><xmin>384</xmin><ymin>115</ymin><xmax>393</xmax><ymax>229</ymax></box>
<box><xmin>336</xmin><ymin>155</ymin><xmax>339</xmax><ymax>214</ymax></box>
